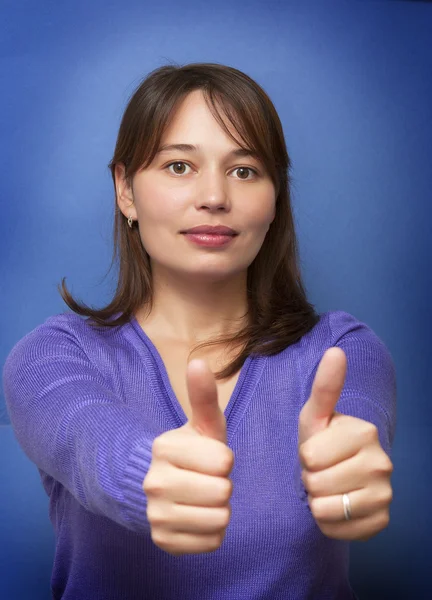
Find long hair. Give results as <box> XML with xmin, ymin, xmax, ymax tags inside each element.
<box><xmin>58</xmin><ymin>62</ymin><xmax>321</xmax><ymax>379</ymax></box>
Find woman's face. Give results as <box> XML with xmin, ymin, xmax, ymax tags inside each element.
<box><xmin>116</xmin><ymin>89</ymin><xmax>276</xmax><ymax>282</ymax></box>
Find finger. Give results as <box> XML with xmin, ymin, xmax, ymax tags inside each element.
<box><xmin>308</xmin><ymin>348</ymin><xmax>347</xmax><ymax>420</ymax></box>
<box><xmin>154</xmin><ymin>432</ymin><xmax>233</xmax><ymax>476</ymax></box>
<box><xmin>299</xmin><ymin>414</ymin><xmax>363</xmax><ymax>471</ymax></box>
<box><xmin>299</xmin><ymin>347</ymin><xmax>347</xmax><ymax>445</ymax></box>
<box><xmin>307</xmin><ymin>483</ymin><xmax>392</xmax><ymax>523</ymax></box>
<box><xmin>156</xmin><ymin>461</ymin><xmax>232</xmax><ymax>505</ymax></box>
<box><xmin>186</xmin><ymin>359</ymin><xmax>227</xmax><ymax>444</ymax></box>
<box><xmin>311</xmin><ymin>506</ymin><xmax>391</xmax><ymax>541</ymax></box>
<box><xmin>301</xmin><ymin>452</ymin><xmax>365</xmax><ymax>498</ymax></box>
<box><xmin>169</xmin><ymin>502</ymin><xmax>232</xmax><ymax>534</ymax></box>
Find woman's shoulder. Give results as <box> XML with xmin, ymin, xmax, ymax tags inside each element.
<box><xmin>7</xmin><ymin>311</ymin><xmax>96</xmax><ymax>351</ymax></box>
<box><xmin>297</xmin><ymin>310</ymin><xmax>396</xmax><ymax>389</ymax></box>
<box><xmin>287</xmin><ymin>309</ymin><xmax>393</xmax><ymax>375</ymax></box>
<box><xmin>304</xmin><ymin>309</ymin><xmax>388</xmax><ymax>349</ymax></box>
<box><xmin>3</xmin><ymin>311</ymin><xmax>127</xmax><ymax>371</ymax></box>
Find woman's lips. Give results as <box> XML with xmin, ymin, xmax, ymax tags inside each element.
<box><xmin>182</xmin><ymin>233</ymin><xmax>237</xmax><ymax>247</ymax></box>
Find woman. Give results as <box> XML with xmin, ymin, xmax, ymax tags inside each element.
<box><xmin>3</xmin><ymin>62</ymin><xmax>396</xmax><ymax>599</ymax></box>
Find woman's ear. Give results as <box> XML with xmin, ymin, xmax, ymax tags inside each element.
<box><xmin>114</xmin><ymin>163</ymin><xmax>137</xmax><ymax>219</ymax></box>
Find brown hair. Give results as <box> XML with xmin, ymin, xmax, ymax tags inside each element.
<box><xmin>58</xmin><ymin>61</ymin><xmax>320</xmax><ymax>379</ymax></box>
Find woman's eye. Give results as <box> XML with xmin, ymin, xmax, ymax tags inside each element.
<box><xmin>165</xmin><ymin>162</ymin><xmax>257</xmax><ymax>180</ymax></box>
<box><xmin>233</xmin><ymin>167</ymin><xmax>257</xmax><ymax>180</ymax></box>
<box><xmin>166</xmin><ymin>162</ymin><xmax>191</xmax><ymax>176</ymax></box>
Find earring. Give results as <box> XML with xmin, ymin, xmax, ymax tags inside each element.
<box><xmin>127</xmin><ymin>215</ymin><xmax>134</xmax><ymax>228</ymax></box>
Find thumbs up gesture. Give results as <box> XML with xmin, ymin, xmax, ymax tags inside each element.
<box><xmin>143</xmin><ymin>359</ymin><xmax>234</xmax><ymax>556</ymax></box>
<box><xmin>298</xmin><ymin>347</ymin><xmax>394</xmax><ymax>542</ymax></box>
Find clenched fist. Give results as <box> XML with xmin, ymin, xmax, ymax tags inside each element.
<box><xmin>143</xmin><ymin>359</ymin><xmax>234</xmax><ymax>556</ymax></box>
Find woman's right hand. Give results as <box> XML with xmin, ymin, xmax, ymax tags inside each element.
<box><xmin>142</xmin><ymin>359</ymin><xmax>235</xmax><ymax>556</ymax></box>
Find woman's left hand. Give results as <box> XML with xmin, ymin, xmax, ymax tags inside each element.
<box><xmin>298</xmin><ymin>347</ymin><xmax>394</xmax><ymax>542</ymax></box>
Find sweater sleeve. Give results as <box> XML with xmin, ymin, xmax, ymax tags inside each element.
<box><xmin>2</xmin><ymin>319</ymin><xmax>158</xmax><ymax>534</ymax></box>
<box><xmin>328</xmin><ymin>311</ymin><xmax>397</xmax><ymax>459</ymax></box>
<box><xmin>295</xmin><ymin>310</ymin><xmax>397</xmax><ymax>508</ymax></box>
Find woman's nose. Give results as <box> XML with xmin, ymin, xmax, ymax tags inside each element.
<box><xmin>196</xmin><ymin>170</ymin><xmax>230</xmax><ymax>211</ymax></box>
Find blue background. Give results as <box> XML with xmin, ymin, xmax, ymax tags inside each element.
<box><xmin>1</xmin><ymin>1</ymin><xmax>431</xmax><ymax>598</ymax></box>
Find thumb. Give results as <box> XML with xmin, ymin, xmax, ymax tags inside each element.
<box><xmin>298</xmin><ymin>347</ymin><xmax>347</xmax><ymax>446</ymax></box>
<box><xmin>184</xmin><ymin>358</ymin><xmax>227</xmax><ymax>445</ymax></box>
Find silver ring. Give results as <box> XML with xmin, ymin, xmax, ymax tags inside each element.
<box><xmin>342</xmin><ymin>493</ymin><xmax>352</xmax><ymax>521</ymax></box>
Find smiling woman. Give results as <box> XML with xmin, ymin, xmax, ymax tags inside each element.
<box><xmin>57</xmin><ymin>62</ymin><xmax>321</xmax><ymax>380</ymax></box>
<box><xmin>3</xmin><ymin>62</ymin><xmax>396</xmax><ymax>600</ymax></box>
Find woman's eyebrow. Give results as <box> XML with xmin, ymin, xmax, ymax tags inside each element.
<box><xmin>156</xmin><ymin>143</ymin><xmax>259</xmax><ymax>160</ymax></box>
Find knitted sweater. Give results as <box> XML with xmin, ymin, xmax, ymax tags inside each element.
<box><xmin>2</xmin><ymin>310</ymin><xmax>396</xmax><ymax>599</ymax></box>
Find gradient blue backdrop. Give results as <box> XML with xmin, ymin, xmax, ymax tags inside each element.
<box><xmin>1</xmin><ymin>1</ymin><xmax>431</xmax><ymax>598</ymax></box>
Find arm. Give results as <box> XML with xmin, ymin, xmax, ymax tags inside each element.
<box><xmin>2</xmin><ymin>319</ymin><xmax>158</xmax><ymax>533</ymax></box>
<box><xmin>295</xmin><ymin>311</ymin><xmax>397</xmax><ymax>508</ymax></box>
<box><xmin>328</xmin><ymin>310</ymin><xmax>397</xmax><ymax>460</ymax></box>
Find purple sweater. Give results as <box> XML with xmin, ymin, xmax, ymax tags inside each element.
<box><xmin>2</xmin><ymin>310</ymin><xmax>396</xmax><ymax>600</ymax></box>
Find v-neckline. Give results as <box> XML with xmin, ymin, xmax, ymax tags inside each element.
<box><xmin>128</xmin><ymin>315</ymin><xmax>267</xmax><ymax>441</ymax></box>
